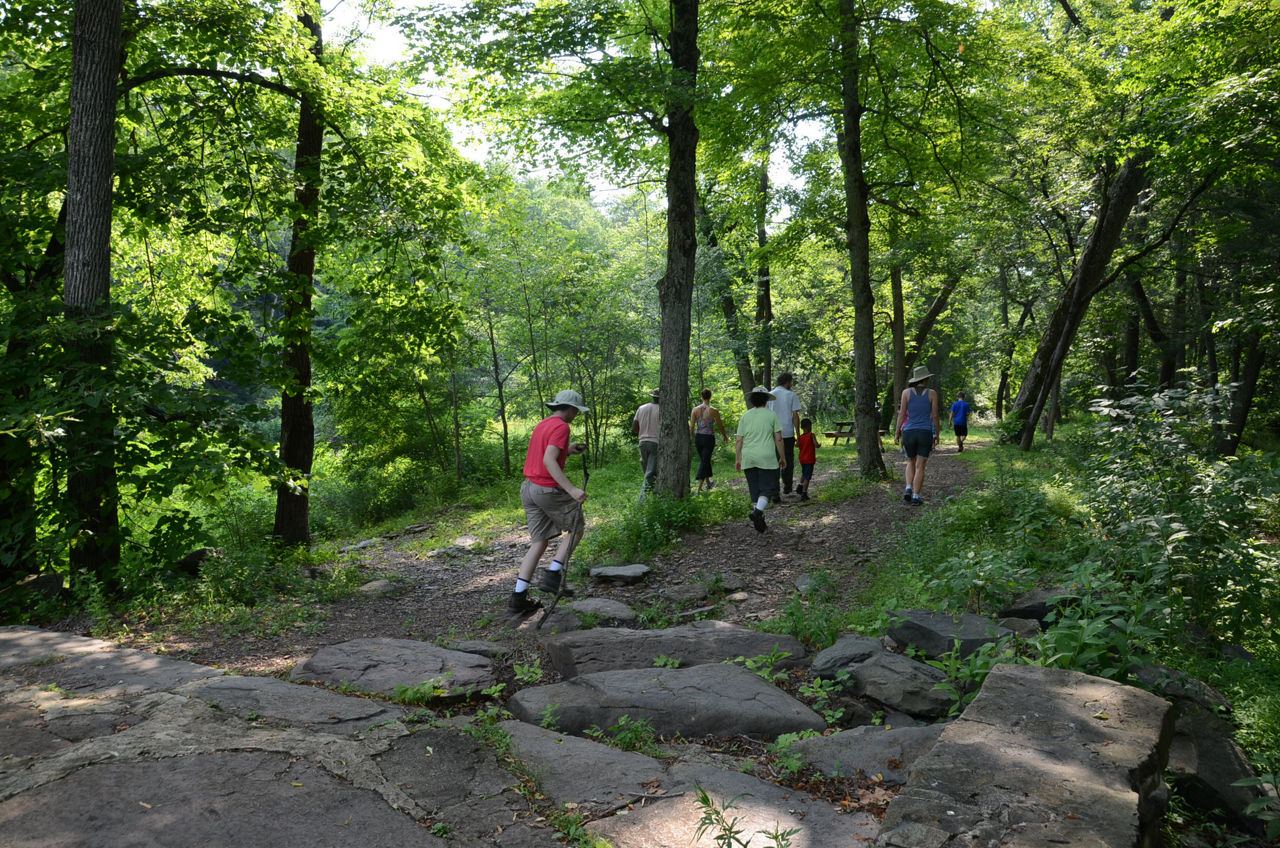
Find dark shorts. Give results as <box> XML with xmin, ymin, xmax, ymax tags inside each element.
<box><xmin>954</xmin><ymin>424</ymin><xmax>968</xmax><ymax>437</ymax></box>
<box><xmin>801</xmin><ymin>463</ymin><xmax>815</xmax><ymax>481</ymax></box>
<box><xmin>743</xmin><ymin>467</ymin><xmax>780</xmax><ymax>502</ymax></box>
<box><xmin>903</xmin><ymin>429</ymin><xmax>933</xmax><ymax>459</ymax></box>
<box><xmin>520</xmin><ymin>479</ymin><xmax>584</xmax><ymax>542</ymax></box>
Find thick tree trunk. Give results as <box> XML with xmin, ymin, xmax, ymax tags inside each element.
<box><xmin>836</xmin><ymin>0</ymin><xmax>886</xmax><ymax>479</ymax></box>
<box><xmin>655</xmin><ymin>0</ymin><xmax>699</xmax><ymax>498</ymax></box>
<box><xmin>273</xmin><ymin>12</ymin><xmax>323</xmax><ymax>545</ymax></box>
<box><xmin>886</xmin><ymin>264</ymin><xmax>906</xmax><ymax>430</ymax></box>
<box><xmin>64</xmin><ymin>0</ymin><xmax>123</xmax><ymax>587</ymax></box>
<box><xmin>1010</xmin><ymin>152</ymin><xmax>1149</xmax><ymax>449</ymax></box>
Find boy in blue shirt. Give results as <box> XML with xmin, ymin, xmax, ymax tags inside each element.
<box><xmin>949</xmin><ymin>392</ymin><xmax>973</xmax><ymax>453</ymax></box>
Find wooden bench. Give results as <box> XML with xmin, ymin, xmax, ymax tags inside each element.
<box><xmin>824</xmin><ymin>420</ymin><xmax>856</xmax><ymax>445</ymax></box>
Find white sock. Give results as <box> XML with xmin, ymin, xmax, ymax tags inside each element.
<box><xmin>549</xmin><ymin>561</ymin><xmax>564</xmax><ymax>572</ymax></box>
<box><xmin>514</xmin><ymin>578</ymin><xmax>530</xmax><ymax>593</ymax></box>
<box><xmin>905</xmin><ymin>486</ymin><xmax>912</xmax><ymax>494</ymax></box>
<box><xmin>756</xmin><ymin>496</ymin><xmax>769</xmax><ymax>511</ymax></box>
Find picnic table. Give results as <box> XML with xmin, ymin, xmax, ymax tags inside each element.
<box><xmin>824</xmin><ymin>420</ymin><xmax>856</xmax><ymax>445</ymax></box>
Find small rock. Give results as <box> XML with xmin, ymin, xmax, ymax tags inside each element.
<box><xmin>453</xmin><ymin>535</ymin><xmax>482</xmax><ymax>549</ymax></box>
<box><xmin>357</xmin><ymin>580</ymin><xmax>395</xmax><ymax>596</ymax></box>
<box><xmin>590</xmin><ymin>564</ymin><xmax>651</xmax><ymax>585</ymax></box>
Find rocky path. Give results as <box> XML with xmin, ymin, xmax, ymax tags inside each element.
<box><xmin>118</xmin><ymin>444</ymin><xmax>977</xmax><ymax>677</ymax></box>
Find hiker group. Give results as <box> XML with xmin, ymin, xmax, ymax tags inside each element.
<box><xmin>509</xmin><ymin>376</ymin><xmax>974</xmax><ymax>613</ymax></box>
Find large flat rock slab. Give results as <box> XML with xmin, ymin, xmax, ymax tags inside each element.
<box><xmin>500</xmin><ymin>720</ymin><xmax>670</xmax><ymax>813</ymax></box>
<box><xmin>874</xmin><ymin>663</ymin><xmax>1174</xmax><ymax>848</ymax></box>
<box><xmin>0</xmin><ymin>627</ymin><xmax>117</xmax><ymax>670</ymax></box>
<box><xmin>290</xmin><ymin>638</ymin><xmax>495</xmax><ymax>698</ymax></box>
<box><xmin>541</xmin><ymin>620</ymin><xmax>807</xmax><ymax>678</ymax></box>
<box><xmin>792</xmin><ymin>723</ymin><xmax>946</xmax><ymax>786</ymax></box>
<box><xmin>588</xmin><ymin>762</ymin><xmax>880</xmax><ymax>848</ymax></box>
<box><xmin>0</xmin><ymin>751</ymin><xmax>440</xmax><ymax>848</ymax></box>
<box><xmin>176</xmin><ymin>675</ymin><xmax>405</xmax><ymax>733</ymax></box>
<box><xmin>6</xmin><ymin>647</ymin><xmax>224</xmax><ymax>696</ymax></box>
<box><xmin>888</xmin><ymin>610</ymin><xmax>1012</xmax><ymax>659</ymax></box>
<box><xmin>507</xmin><ymin>663</ymin><xmax>825</xmax><ymax>741</ymax></box>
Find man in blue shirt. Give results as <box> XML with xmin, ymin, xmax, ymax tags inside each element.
<box><xmin>949</xmin><ymin>392</ymin><xmax>973</xmax><ymax>453</ymax></box>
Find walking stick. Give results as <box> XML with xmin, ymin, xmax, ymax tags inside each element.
<box><xmin>536</xmin><ymin>444</ymin><xmax>588</xmax><ymax>630</ymax></box>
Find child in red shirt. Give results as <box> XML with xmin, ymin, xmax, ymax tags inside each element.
<box><xmin>796</xmin><ymin>418</ymin><xmax>820</xmax><ymax>501</ymax></box>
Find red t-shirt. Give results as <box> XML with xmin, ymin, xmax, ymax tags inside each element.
<box><xmin>798</xmin><ymin>431</ymin><xmax>818</xmax><ymax>464</ymax></box>
<box><xmin>523</xmin><ymin>415</ymin><xmax>570</xmax><ymax>486</ymax></box>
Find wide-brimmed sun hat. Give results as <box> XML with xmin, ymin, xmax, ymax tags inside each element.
<box><xmin>909</xmin><ymin>365</ymin><xmax>933</xmax><ymax>383</ymax></box>
<box><xmin>749</xmin><ymin>385</ymin><xmax>776</xmax><ymax>400</ymax></box>
<box><xmin>546</xmin><ymin>389</ymin><xmax>590</xmax><ymax>413</ymax></box>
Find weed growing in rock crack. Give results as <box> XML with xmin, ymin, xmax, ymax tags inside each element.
<box><xmin>513</xmin><ymin>658</ymin><xmax>543</xmax><ymax>685</ymax></box>
<box><xmin>638</xmin><ymin>601</ymin><xmax>678</xmax><ymax>629</ymax></box>
<box><xmin>548</xmin><ymin>808</ymin><xmax>610</xmax><ymax>847</ymax></box>
<box><xmin>693</xmin><ymin>784</ymin><xmax>801</xmax><ymax>848</ymax></box>
<box><xmin>653</xmin><ymin>654</ymin><xmax>682</xmax><ymax>669</ymax></box>
<box><xmin>728</xmin><ymin>648</ymin><xmax>792</xmax><ymax>685</ymax></box>
<box><xmin>429</xmin><ymin>822</ymin><xmax>453</xmax><ymax>838</ymax></box>
<box><xmin>576</xmin><ymin>611</ymin><xmax>602</xmax><ymax>629</ymax></box>
<box><xmin>463</xmin><ymin>704</ymin><xmax>513</xmax><ymax>753</ymax></box>
<box><xmin>584</xmin><ymin>715</ymin><xmax>661</xmax><ymax>756</ymax></box>
<box><xmin>798</xmin><ymin>671</ymin><xmax>850</xmax><ymax>724</ymax></box>
<box><xmin>768</xmin><ymin>732</ymin><xmax>819</xmax><ymax>778</ymax></box>
<box><xmin>539</xmin><ymin>704</ymin><xmax>561</xmax><ymax>730</ymax></box>
<box><xmin>392</xmin><ymin>676</ymin><xmax>451</xmax><ymax>705</ymax></box>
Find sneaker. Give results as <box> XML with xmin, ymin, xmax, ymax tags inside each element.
<box><xmin>958</xmin><ymin>443</ymin><xmax>964</xmax><ymax>452</ymax></box>
<box><xmin>707</xmin><ymin>479</ymin><xmax>715</xmax><ymax>490</ymax></box>
<box><xmin>507</xmin><ymin>591</ymin><xmax>542</xmax><ymax>614</ymax></box>
<box><xmin>800</xmin><ymin>491</ymin><xmax>810</xmax><ymax>501</ymax></box>
<box><xmin>910</xmin><ymin>496</ymin><xmax>924</xmax><ymax>506</ymax></box>
<box><xmin>903</xmin><ymin>491</ymin><xmax>913</xmax><ymax>503</ymax></box>
<box><xmin>749</xmin><ymin>508</ymin><xmax>767</xmax><ymax>533</ymax></box>
<box><xmin>536</xmin><ymin>569</ymin><xmax>575</xmax><ymax>596</ymax></box>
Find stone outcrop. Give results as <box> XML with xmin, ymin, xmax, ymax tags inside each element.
<box><xmin>875</xmin><ymin>663</ymin><xmax>1175</xmax><ymax>848</ymax></box>
<box><xmin>791</xmin><ymin>724</ymin><xmax>946</xmax><ymax>786</ymax></box>
<box><xmin>540</xmin><ymin>620</ymin><xmax>806</xmax><ymax>678</ymax></box>
<box><xmin>290</xmin><ymin>637</ymin><xmax>496</xmax><ymax>698</ymax></box>
<box><xmin>506</xmin><ymin>662</ymin><xmax>826</xmax><ymax>740</ymax></box>
<box><xmin>887</xmin><ymin>609</ymin><xmax>1012</xmax><ymax>659</ymax></box>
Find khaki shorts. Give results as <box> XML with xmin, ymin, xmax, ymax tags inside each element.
<box><xmin>520</xmin><ymin>479</ymin><xmax>585</xmax><ymax>542</ymax></box>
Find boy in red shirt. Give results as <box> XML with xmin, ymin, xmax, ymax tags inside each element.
<box><xmin>796</xmin><ymin>418</ymin><xmax>820</xmax><ymax>501</ymax></box>
<box><xmin>510</xmin><ymin>390</ymin><xmax>589</xmax><ymax>614</ymax></box>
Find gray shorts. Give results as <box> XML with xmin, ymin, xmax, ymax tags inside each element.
<box><xmin>520</xmin><ymin>479</ymin><xmax>584</xmax><ymax>542</ymax></box>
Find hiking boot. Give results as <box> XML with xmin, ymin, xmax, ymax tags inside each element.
<box><xmin>507</xmin><ymin>591</ymin><xmax>542</xmax><ymax>614</ymax></box>
<box><xmin>799</xmin><ymin>491</ymin><xmax>810</xmax><ymax>501</ymax></box>
<box><xmin>536</xmin><ymin>569</ymin><xmax>575</xmax><ymax>597</ymax></box>
<box><xmin>749</xmin><ymin>508</ymin><xmax>767</xmax><ymax>533</ymax></box>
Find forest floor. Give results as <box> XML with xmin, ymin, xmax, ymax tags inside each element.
<box><xmin>113</xmin><ymin>442</ymin><xmax>978</xmax><ymax>678</ymax></box>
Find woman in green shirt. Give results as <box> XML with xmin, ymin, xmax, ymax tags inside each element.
<box><xmin>735</xmin><ymin>386</ymin><xmax>786</xmax><ymax>533</ymax></box>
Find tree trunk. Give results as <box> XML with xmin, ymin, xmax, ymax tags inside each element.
<box><xmin>1218</xmin><ymin>331</ymin><xmax>1264</xmax><ymax>457</ymax></box>
<box><xmin>1010</xmin><ymin>152</ymin><xmax>1150</xmax><ymax>449</ymax></box>
<box><xmin>836</xmin><ymin>0</ymin><xmax>886</xmax><ymax>479</ymax></box>
<box><xmin>484</xmin><ymin>309</ymin><xmax>512</xmax><ymax>477</ymax></box>
<box><xmin>64</xmin><ymin>0</ymin><xmax>124</xmax><ymax>588</ymax></box>
<box><xmin>695</xmin><ymin>202</ymin><xmax>756</xmax><ymax>397</ymax></box>
<box><xmin>1128</xmin><ymin>271</ymin><xmax>1177</xmax><ymax>386</ymax></box>
<box><xmin>654</xmin><ymin>0</ymin><xmax>699</xmax><ymax>499</ymax></box>
<box><xmin>887</xmin><ymin>263</ymin><xmax>906</xmax><ymax>429</ymax></box>
<box><xmin>273</xmin><ymin>12</ymin><xmax>322</xmax><ymax>545</ymax></box>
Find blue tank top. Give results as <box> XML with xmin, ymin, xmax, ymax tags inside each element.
<box><xmin>905</xmin><ymin>387</ymin><xmax>934</xmax><ymax>431</ymax></box>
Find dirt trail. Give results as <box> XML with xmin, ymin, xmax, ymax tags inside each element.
<box><xmin>120</xmin><ymin>444</ymin><xmax>980</xmax><ymax>675</ymax></box>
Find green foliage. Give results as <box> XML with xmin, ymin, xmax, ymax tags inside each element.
<box><xmin>513</xmin><ymin>658</ymin><xmax>544</xmax><ymax>685</ymax></box>
<box><xmin>539</xmin><ymin>704</ymin><xmax>561</xmax><ymax>731</ymax></box>
<box><xmin>768</xmin><ymin>731</ymin><xmax>820</xmax><ymax>778</ymax></box>
<box><xmin>728</xmin><ymin>648</ymin><xmax>793</xmax><ymax>685</ymax></box>
<box><xmin>758</xmin><ymin>571</ymin><xmax>852</xmax><ymax>648</ymax></box>
<box><xmin>927</xmin><ymin>638</ymin><xmax>1021</xmax><ymax>716</ymax></box>
<box><xmin>798</xmin><ymin>671</ymin><xmax>851</xmax><ymax>725</ymax></box>
<box><xmin>653</xmin><ymin>654</ymin><xmax>682</xmax><ymax>669</ymax></box>
<box><xmin>392</xmin><ymin>678</ymin><xmax>450</xmax><ymax>706</ymax></box>
<box><xmin>463</xmin><ymin>704</ymin><xmax>514</xmax><ymax>753</ymax></box>
<box><xmin>1233</xmin><ymin>774</ymin><xmax>1280</xmax><ymax>840</ymax></box>
<box><xmin>580</xmin><ymin>489</ymin><xmax>742</xmax><ymax>566</ymax></box>
<box><xmin>693</xmin><ymin>784</ymin><xmax>801</xmax><ymax>848</ymax></box>
<box><xmin>584</xmin><ymin>715</ymin><xmax>661</xmax><ymax>757</ymax></box>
